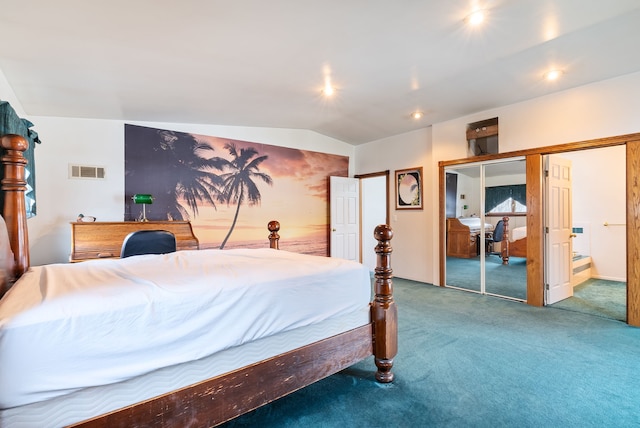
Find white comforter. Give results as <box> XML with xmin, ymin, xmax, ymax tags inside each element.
<box><xmin>0</xmin><ymin>249</ymin><xmax>371</xmax><ymax>408</ymax></box>
<box><xmin>511</xmin><ymin>226</ymin><xmax>527</xmax><ymax>241</ymax></box>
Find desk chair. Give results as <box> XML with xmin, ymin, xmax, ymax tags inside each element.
<box><xmin>120</xmin><ymin>230</ymin><xmax>177</xmax><ymax>258</ymax></box>
<box><xmin>486</xmin><ymin>220</ymin><xmax>505</xmax><ymax>256</ymax></box>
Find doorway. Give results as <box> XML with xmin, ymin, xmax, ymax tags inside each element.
<box><xmin>330</xmin><ymin>171</ymin><xmax>389</xmax><ymax>271</ymax></box>
<box><xmin>546</xmin><ymin>146</ymin><xmax>627</xmax><ymax>321</ymax></box>
<box><xmin>360</xmin><ymin>173</ymin><xmax>389</xmax><ymax>271</ymax></box>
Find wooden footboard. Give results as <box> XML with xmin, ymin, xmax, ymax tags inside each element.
<box><xmin>509</xmin><ymin>237</ymin><xmax>527</xmax><ymax>258</ymax></box>
<box><xmin>72</xmin><ymin>326</ymin><xmax>375</xmax><ymax>427</ymax></box>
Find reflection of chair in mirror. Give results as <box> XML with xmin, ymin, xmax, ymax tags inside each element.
<box><xmin>120</xmin><ymin>230</ymin><xmax>177</xmax><ymax>258</ymax></box>
<box><xmin>486</xmin><ymin>219</ymin><xmax>508</xmax><ymax>264</ymax></box>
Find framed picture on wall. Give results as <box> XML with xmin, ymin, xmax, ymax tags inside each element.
<box><xmin>395</xmin><ymin>167</ymin><xmax>423</xmax><ymax>210</ymax></box>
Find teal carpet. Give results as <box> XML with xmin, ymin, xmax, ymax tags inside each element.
<box><xmin>446</xmin><ymin>256</ymin><xmax>527</xmax><ymax>301</ymax></box>
<box><xmin>224</xmin><ymin>279</ymin><xmax>640</xmax><ymax>427</ymax></box>
<box><xmin>551</xmin><ymin>278</ymin><xmax>627</xmax><ymax>322</ymax></box>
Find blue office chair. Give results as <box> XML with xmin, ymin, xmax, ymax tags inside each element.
<box><xmin>120</xmin><ymin>230</ymin><xmax>177</xmax><ymax>258</ymax></box>
<box><xmin>487</xmin><ymin>220</ymin><xmax>505</xmax><ymax>256</ymax></box>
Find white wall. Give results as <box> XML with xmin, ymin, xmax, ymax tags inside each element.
<box><xmin>21</xmin><ymin>115</ymin><xmax>355</xmax><ymax>265</ymax></box>
<box><xmin>0</xmin><ymin>70</ymin><xmax>26</xmax><ymax>116</ymax></box>
<box><xmin>455</xmin><ymin>169</ymin><xmax>481</xmax><ymax>218</ymax></box>
<box><xmin>355</xmin><ymin>128</ymin><xmax>432</xmax><ymax>282</ymax></box>
<box><xmin>442</xmin><ymin>168</ymin><xmax>482</xmax><ymax>218</ymax></box>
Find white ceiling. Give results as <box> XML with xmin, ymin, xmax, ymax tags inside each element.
<box><xmin>2</xmin><ymin>1</ymin><xmax>640</xmax><ymax>145</ymax></box>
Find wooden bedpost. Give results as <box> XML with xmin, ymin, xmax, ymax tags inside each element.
<box><xmin>372</xmin><ymin>224</ymin><xmax>397</xmax><ymax>383</ymax></box>
<box><xmin>1</xmin><ymin>134</ymin><xmax>29</xmax><ymax>279</ymax></box>
<box><xmin>501</xmin><ymin>216</ymin><xmax>510</xmax><ymax>264</ymax></box>
<box><xmin>268</xmin><ymin>220</ymin><xmax>280</xmax><ymax>249</ymax></box>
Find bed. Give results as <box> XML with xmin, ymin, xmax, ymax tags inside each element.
<box><xmin>497</xmin><ymin>216</ymin><xmax>526</xmax><ymax>264</ymax></box>
<box><xmin>0</xmin><ymin>134</ymin><xmax>397</xmax><ymax>427</ymax></box>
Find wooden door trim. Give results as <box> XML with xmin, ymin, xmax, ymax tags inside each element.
<box><xmin>626</xmin><ymin>140</ymin><xmax>640</xmax><ymax>325</ymax></box>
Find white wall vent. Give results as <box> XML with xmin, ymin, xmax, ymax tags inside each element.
<box><xmin>69</xmin><ymin>164</ymin><xmax>106</xmax><ymax>180</ymax></box>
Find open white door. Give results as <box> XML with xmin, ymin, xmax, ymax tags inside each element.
<box><xmin>360</xmin><ymin>175</ymin><xmax>387</xmax><ymax>271</ymax></box>
<box><xmin>330</xmin><ymin>176</ymin><xmax>360</xmax><ymax>261</ymax></box>
<box><xmin>545</xmin><ymin>155</ymin><xmax>573</xmax><ymax>304</ymax></box>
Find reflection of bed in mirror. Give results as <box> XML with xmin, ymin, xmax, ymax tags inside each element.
<box><xmin>501</xmin><ymin>216</ymin><xmax>526</xmax><ymax>263</ymax></box>
<box><xmin>446</xmin><ymin>217</ymin><xmax>494</xmax><ymax>258</ymax></box>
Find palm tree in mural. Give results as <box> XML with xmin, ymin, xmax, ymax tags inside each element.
<box><xmin>126</xmin><ymin>127</ymin><xmax>227</xmax><ymax>221</ymax></box>
<box><xmin>159</xmin><ymin>130</ymin><xmax>227</xmax><ymax>220</ymax></box>
<box><xmin>218</xmin><ymin>143</ymin><xmax>273</xmax><ymax>249</ymax></box>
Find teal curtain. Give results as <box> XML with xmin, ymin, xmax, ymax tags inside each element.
<box><xmin>485</xmin><ymin>184</ymin><xmax>526</xmax><ymax>212</ymax></box>
<box><xmin>510</xmin><ymin>184</ymin><xmax>526</xmax><ymax>206</ymax></box>
<box><xmin>0</xmin><ymin>101</ymin><xmax>41</xmax><ymax>217</ymax></box>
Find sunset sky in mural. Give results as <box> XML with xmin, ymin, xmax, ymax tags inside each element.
<box><xmin>186</xmin><ymin>134</ymin><xmax>348</xmax><ymax>250</ymax></box>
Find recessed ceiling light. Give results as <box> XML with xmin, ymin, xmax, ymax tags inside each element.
<box><xmin>543</xmin><ymin>69</ymin><xmax>563</xmax><ymax>81</ymax></box>
<box><xmin>465</xmin><ymin>9</ymin><xmax>486</xmax><ymax>26</ymax></box>
<box><xmin>322</xmin><ymin>83</ymin><xmax>335</xmax><ymax>97</ymax></box>
<box><xmin>411</xmin><ymin>111</ymin><xmax>424</xmax><ymax>120</ymax></box>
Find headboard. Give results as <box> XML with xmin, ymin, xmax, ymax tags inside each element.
<box><xmin>1</xmin><ymin>134</ymin><xmax>30</xmax><ymax>284</ymax></box>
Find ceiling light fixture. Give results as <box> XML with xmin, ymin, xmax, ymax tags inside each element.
<box><xmin>411</xmin><ymin>111</ymin><xmax>424</xmax><ymax>120</ymax></box>
<box><xmin>543</xmin><ymin>69</ymin><xmax>563</xmax><ymax>81</ymax></box>
<box><xmin>465</xmin><ymin>9</ymin><xmax>486</xmax><ymax>26</ymax></box>
<box><xmin>322</xmin><ymin>83</ymin><xmax>335</xmax><ymax>97</ymax></box>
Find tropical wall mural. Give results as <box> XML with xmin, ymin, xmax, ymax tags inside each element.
<box><xmin>124</xmin><ymin>124</ymin><xmax>349</xmax><ymax>255</ymax></box>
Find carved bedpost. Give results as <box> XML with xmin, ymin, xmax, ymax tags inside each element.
<box><xmin>268</xmin><ymin>220</ymin><xmax>280</xmax><ymax>249</ymax></box>
<box><xmin>1</xmin><ymin>134</ymin><xmax>30</xmax><ymax>278</ymax></box>
<box><xmin>501</xmin><ymin>216</ymin><xmax>510</xmax><ymax>265</ymax></box>
<box><xmin>372</xmin><ymin>224</ymin><xmax>397</xmax><ymax>383</ymax></box>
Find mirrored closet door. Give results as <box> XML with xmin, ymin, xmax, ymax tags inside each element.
<box><xmin>444</xmin><ymin>159</ymin><xmax>527</xmax><ymax>301</ymax></box>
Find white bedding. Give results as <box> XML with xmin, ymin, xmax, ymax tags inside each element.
<box><xmin>458</xmin><ymin>217</ymin><xmax>493</xmax><ymax>232</ymax></box>
<box><xmin>0</xmin><ymin>248</ymin><xmax>371</xmax><ymax>409</ymax></box>
<box><xmin>511</xmin><ymin>226</ymin><xmax>527</xmax><ymax>241</ymax></box>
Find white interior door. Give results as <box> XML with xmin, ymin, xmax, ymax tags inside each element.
<box><xmin>545</xmin><ymin>155</ymin><xmax>573</xmax><ymax>304</ymax></box>
<box><xmin>330</xmin><ymin>176</ymin><xmax>360</xmax><ymax>261</ymax></box>
<box><xmin>360</xmin><ymin>175</ymin><xmax>387</xmax><ymax>271</ymax></box>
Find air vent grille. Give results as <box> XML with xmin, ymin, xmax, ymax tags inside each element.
<box><xmin>69</xmin><ymin>164</ymin><xmax>106</xmax><ymax>180</ymax></box>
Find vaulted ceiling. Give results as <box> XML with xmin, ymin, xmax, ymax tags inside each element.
<box><xmin>2</xmin><ymin>1</ymin><xmax>640</xmax><ymax>145</ymax></box>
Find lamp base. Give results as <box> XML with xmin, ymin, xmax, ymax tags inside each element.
<box><xmin>139</xmin><ymin>204</ymin><xmax>149</xmax><ymax>222</ymax></box>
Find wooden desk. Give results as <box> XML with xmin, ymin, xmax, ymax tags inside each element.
<box><xmin>446</xmin><ymin>218</ymin><xmax>479</xmax><ymax>258</ymax></box>
<box><xmin>70</xmin><ymin>221</ymin><xmax>199</xmax><ymax>262</ymax></box>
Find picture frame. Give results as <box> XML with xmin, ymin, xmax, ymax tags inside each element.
<box><xmin>395</xmin><ymin>167</ymin><xmax>423</xmax><ymax>210</ymax></box>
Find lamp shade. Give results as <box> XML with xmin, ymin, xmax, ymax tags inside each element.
<box><xmin>132</xmin><ymin>194</ymin><xmax>153</xmax><ymax>204</ymax></box>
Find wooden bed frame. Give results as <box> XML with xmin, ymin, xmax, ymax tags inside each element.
<box><xmin>498</xmin><ymin>216</ymin><xmax>526</xmax><ymax>264</ymax></box>
<box><xmin>1</xmin><ymin>134</ymin><xmax>397</xmax><ymax>427</ymax></box>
